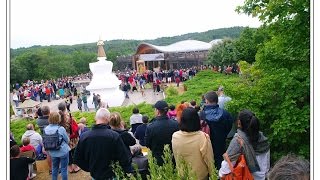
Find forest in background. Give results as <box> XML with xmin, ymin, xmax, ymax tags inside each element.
<box><xmin>10</xmin><ymin>26</ymin><xmax>246</xmax><ymax>84</ymax></box>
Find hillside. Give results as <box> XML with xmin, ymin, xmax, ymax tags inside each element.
<box><xmin>10</xmin><ymin>26</ymin><xmax>249</xmax><ymax>84</ymax></box>
<box><xmin>11</xmin><ymin>26</ymin><xmax>246</xmax><ymax>58</ymax></box>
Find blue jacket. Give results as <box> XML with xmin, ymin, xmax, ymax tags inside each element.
<box><xmin>200</xmin><ymin>104</ymin><xmax>234</xmax><ymax>169</ymax></box>
<box><xmin>44</xmin><ymin>124</ymin><xmax>70</xmax><ymax>157</ymax></box>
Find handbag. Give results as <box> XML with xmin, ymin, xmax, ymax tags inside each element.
<box><xmin>221</xmin><ymin>137</ymin><xmax>254</xmax><ymax>180</ymax></box>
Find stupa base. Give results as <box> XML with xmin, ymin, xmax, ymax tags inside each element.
<box><xmin>86</xmin><ymin>88</ymin><xmax>125</xmax><ymax>109</ymax></box>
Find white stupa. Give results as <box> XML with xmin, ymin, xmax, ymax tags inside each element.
<box><xmin>86</xmin><ymin>37</ymin><xmax>125</xmax><ymax>108</ymax></box>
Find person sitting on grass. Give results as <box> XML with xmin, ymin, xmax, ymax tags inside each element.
<box><xmin>10</xmin><ymin>145</ymin><xmax>35</xmax><ymax>180</ymax></box>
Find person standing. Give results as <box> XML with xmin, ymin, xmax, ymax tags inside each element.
<box><xmin>172</xmin><ymin>108</ymin><xmax>214</xmax><ymax>180</ymax></box>
<box><xmin>74</xmin><ymin>108</ymin><xmax>133</xmax><ymax>179</ymax></box>
<box><xmin>58</xmin><ymin>102</ymin><xmax>80</xmax><ymax>174</ymax></box>
<box><xmin>134</xmin><ymin>116</ymin><xmax>149</xmax><ymax>146</ymax></box>
<box><xmin>36</xmin><ymin>106</ymin><xmax>50</xmax><ymax>134</ymax></box>
<box><xmin>217</xmin><ymin>86</ymin><xmax>232</xmax><ymax>110</ymax></box>
<box><xmin>129</xmin><ymin>107</ymin><xmax>143</xmax><ymax>134</ymax></box>
<box><xmin>92</xmin><ymin>93</ymin><xmax>98</xmax><ymax>111</ymax></box>
<box><xmin>10</xmin><ymin>145</ymin><xmax>35</xmax><ymax>180</ymax></box>
<box><xmin>44</xmin><ymin>112</ymin><xmax>70</xmax><ymax>180</ymax></box>
<box><xmin>77</xmin><ymin>95</ymin><xmax>82</xmax><ymax>112</ymax></box>
<box><xmin>36</xmin><ymin>105</ymin><xmax>52</xmax><ymax>174</ymax></box>
<box><xmin>82</xmin><ymin>93</ymin><xmax>89</xmax><ymax>111</ymax></box>
<box><xmin>45</xmin><ymin>86</ymin><xmax>51</xmax><ymax>102</ymax></box>
<box><xmin>219</xmin><ymin>110</ymin><xmax>270</xmax><ymax>180</ymax></box>
<box><xmin>12</xmin><ymin>91</ymin><xmax>19</xmax><ymax>107</ymax></box>
<box><xmin>145</xmin><ymin>100</ymin><xmax>179</xmax><ymax>165</ymax></box>
<box><xmin>200</xmin><ymin>91</ymin><xmax>233</xmax><ymax>170</ymax></box>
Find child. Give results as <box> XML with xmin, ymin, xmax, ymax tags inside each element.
<box><xmin>78</xmin><ymin>117</ymin><xmax>89</xmax><ymax>137</ymax></box>
<box><xmin>20</xmin><ymin>137</ymin><xmax>36</xmax><ymax>153</ymax></box>
<box><xmin>167</xmin><ymin>105</ymin><xmax>177</xmax><ymax>120</ymax></box>
<box><xmin>10</xmin><ymin>145</ymin><xmax>35</xmax><ymax>180</ymax></box>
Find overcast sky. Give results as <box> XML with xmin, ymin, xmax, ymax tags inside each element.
<box><xmin>11</xmin><ymin>0</ymin><xmax>261</xmax><ymax>49</ymax></box>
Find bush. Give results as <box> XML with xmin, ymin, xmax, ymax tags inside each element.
<box><xmin>10</xmin><ymin>119</ymin><xmax>38</xmax><ymax>146</ymax></box>
<box><xmin>165</xmin><ymin>86</ymin><xmax>179</xmax><ymax>97</ymax></box>
<box><xmin>112</xmin><ymin>145</ymin><xmax>218</xmax><ymax>180</ymax></box>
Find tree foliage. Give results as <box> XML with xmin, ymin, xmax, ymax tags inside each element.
<box><xmin>207</xmin><ymin>38</ymin><xmax>238</xmax><ymax>66</ymax></box>
<box><xmin>207</xmin><ymin>26</ymin><xmax>270</xmax><ymax>65</ymax></box>
<box><xmin>232</xmin><ymin>0</ymin><xmax>310</xmax><ymax>160</ymax></box>
<box><xmin>10</xmin><ymin>26</ymin><xmax>246</xmax><ymax>84</ymax></box>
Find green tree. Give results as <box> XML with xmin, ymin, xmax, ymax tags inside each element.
<box><xmin>235</xmin><ymin>0</ymin><xmax>310</xmax><ymax>160</ymax></box>
<box><xmin>233</xmin><ymin>26</ymin><xmax>270</xmax><ymax>63</ymax></box>
<box><xmin>207</xmin><ymin>38</ymin><xmax>237</xmax><ymax>66</ymax></box>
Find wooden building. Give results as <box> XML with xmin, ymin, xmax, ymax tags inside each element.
<box><xmin>116</xmin><ymin>39</ymin><xmax>222</xmax><ymax>71</ymax></box>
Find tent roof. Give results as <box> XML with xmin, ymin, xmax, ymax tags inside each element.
<box><xmin>136</xmin><ymin>39</ymin><xmax>223</xmax><ymax>54</ymax></box>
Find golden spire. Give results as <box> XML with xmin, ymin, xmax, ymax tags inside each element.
<box><xmin>97</xmin><ymin>36</ymin><xmax>106</xmax><ymax>58</ymax></box>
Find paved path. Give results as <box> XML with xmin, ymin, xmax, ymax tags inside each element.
<box><xmin>11</xmin><ymin>87</ymin><xmax>165</xmax><ymax>118</ymax></box>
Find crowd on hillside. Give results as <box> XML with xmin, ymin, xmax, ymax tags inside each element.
<box><xmin>10</xmin><ymin>84</ymin><xmax>309</xmax><ymax>180</ymax></box>
<box><xmin>11</xmin><ymin>64</ymin><xmax>240</xmax><ymax>110</ymax></box>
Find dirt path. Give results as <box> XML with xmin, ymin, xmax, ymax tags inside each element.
<box><xmin>34</xmin><ymin>170</ymin><xmax>91</xmax><ymax>180</ymax></box>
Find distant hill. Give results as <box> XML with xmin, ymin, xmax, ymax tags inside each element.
<box><xmin>10</xmin><ymin>26</ymin><xmax>247</xmax><ymax>58</ymax></box>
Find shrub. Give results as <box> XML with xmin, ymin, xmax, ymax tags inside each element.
<box><xmin>10</xmin><ymin>119</ymin><xmax>38</xmax><ymax>146</ymax></box>
<box><xmin>165</xmin><ymin>86</ymin><xmax>179</xmax><ymax>97</ymax></box>
<box><xmin>112</xmin><ymin>145</ymin><xmax>218</xmax><ymax>180</ymax></box>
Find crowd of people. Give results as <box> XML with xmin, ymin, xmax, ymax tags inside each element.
<box><xmin>10</xmin><ymin>65</ymin><xmax>309</xmax><ymax>180</ymax></box>
<box><xmin>10</xmin><ymin>86</ymin><xmax>309</xmax><ymax>180</ymax></box>
<box><xmin>11</xmin><ymin>64</ymin><xmax>238</xmax><ymax>110</ymax></box>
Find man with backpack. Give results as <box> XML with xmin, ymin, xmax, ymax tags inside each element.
<box><xmin>200</xmin><ymin>91</ymin><xmax>233</xmax><ymax>170</ymax></box>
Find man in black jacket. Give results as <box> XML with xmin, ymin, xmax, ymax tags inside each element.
<box><xmin>74</xmin><ymin>108</ymin><xmax>132</xmax><ymax>180</ymax></box>
<box><xmin>145</xmin><ymin>100</ymin><xmax>179</xmax><ymax>165</ymax></box>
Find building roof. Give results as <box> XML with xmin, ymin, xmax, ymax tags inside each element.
<box><xmin>136</xmin><ymin>39</ymin><xmax>220</xmax><ymax>54</ymax></box>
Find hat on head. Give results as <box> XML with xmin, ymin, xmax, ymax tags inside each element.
<box><xmin>153</xmin><ymin>100</ymin><xmax>169</xmax><ymax>111</ymax></box>
<box><xmin>204</xmin><ymin>91</ymin><xmax>218</xmax><ymax>103</ymax></box>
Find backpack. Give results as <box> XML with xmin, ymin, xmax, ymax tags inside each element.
<box><xmin>200</xmin><ymin>120</ymin><xmax>210</xmax><ymax>135</ymax></box>
<box><xmin>221</xmin><ymin>137</ymin><xmax>254</xmax><ymax>180</ymax></box>
<box><xmin>43</xmin><ymin>127</ymin><xmax>62</xmax><ymax>151</ymax></box>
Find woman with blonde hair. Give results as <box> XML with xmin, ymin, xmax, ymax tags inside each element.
<box><xmin>44</xmin><ymin>112</ymin><xmax>70</xmax><ymax>180</ymax></box>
